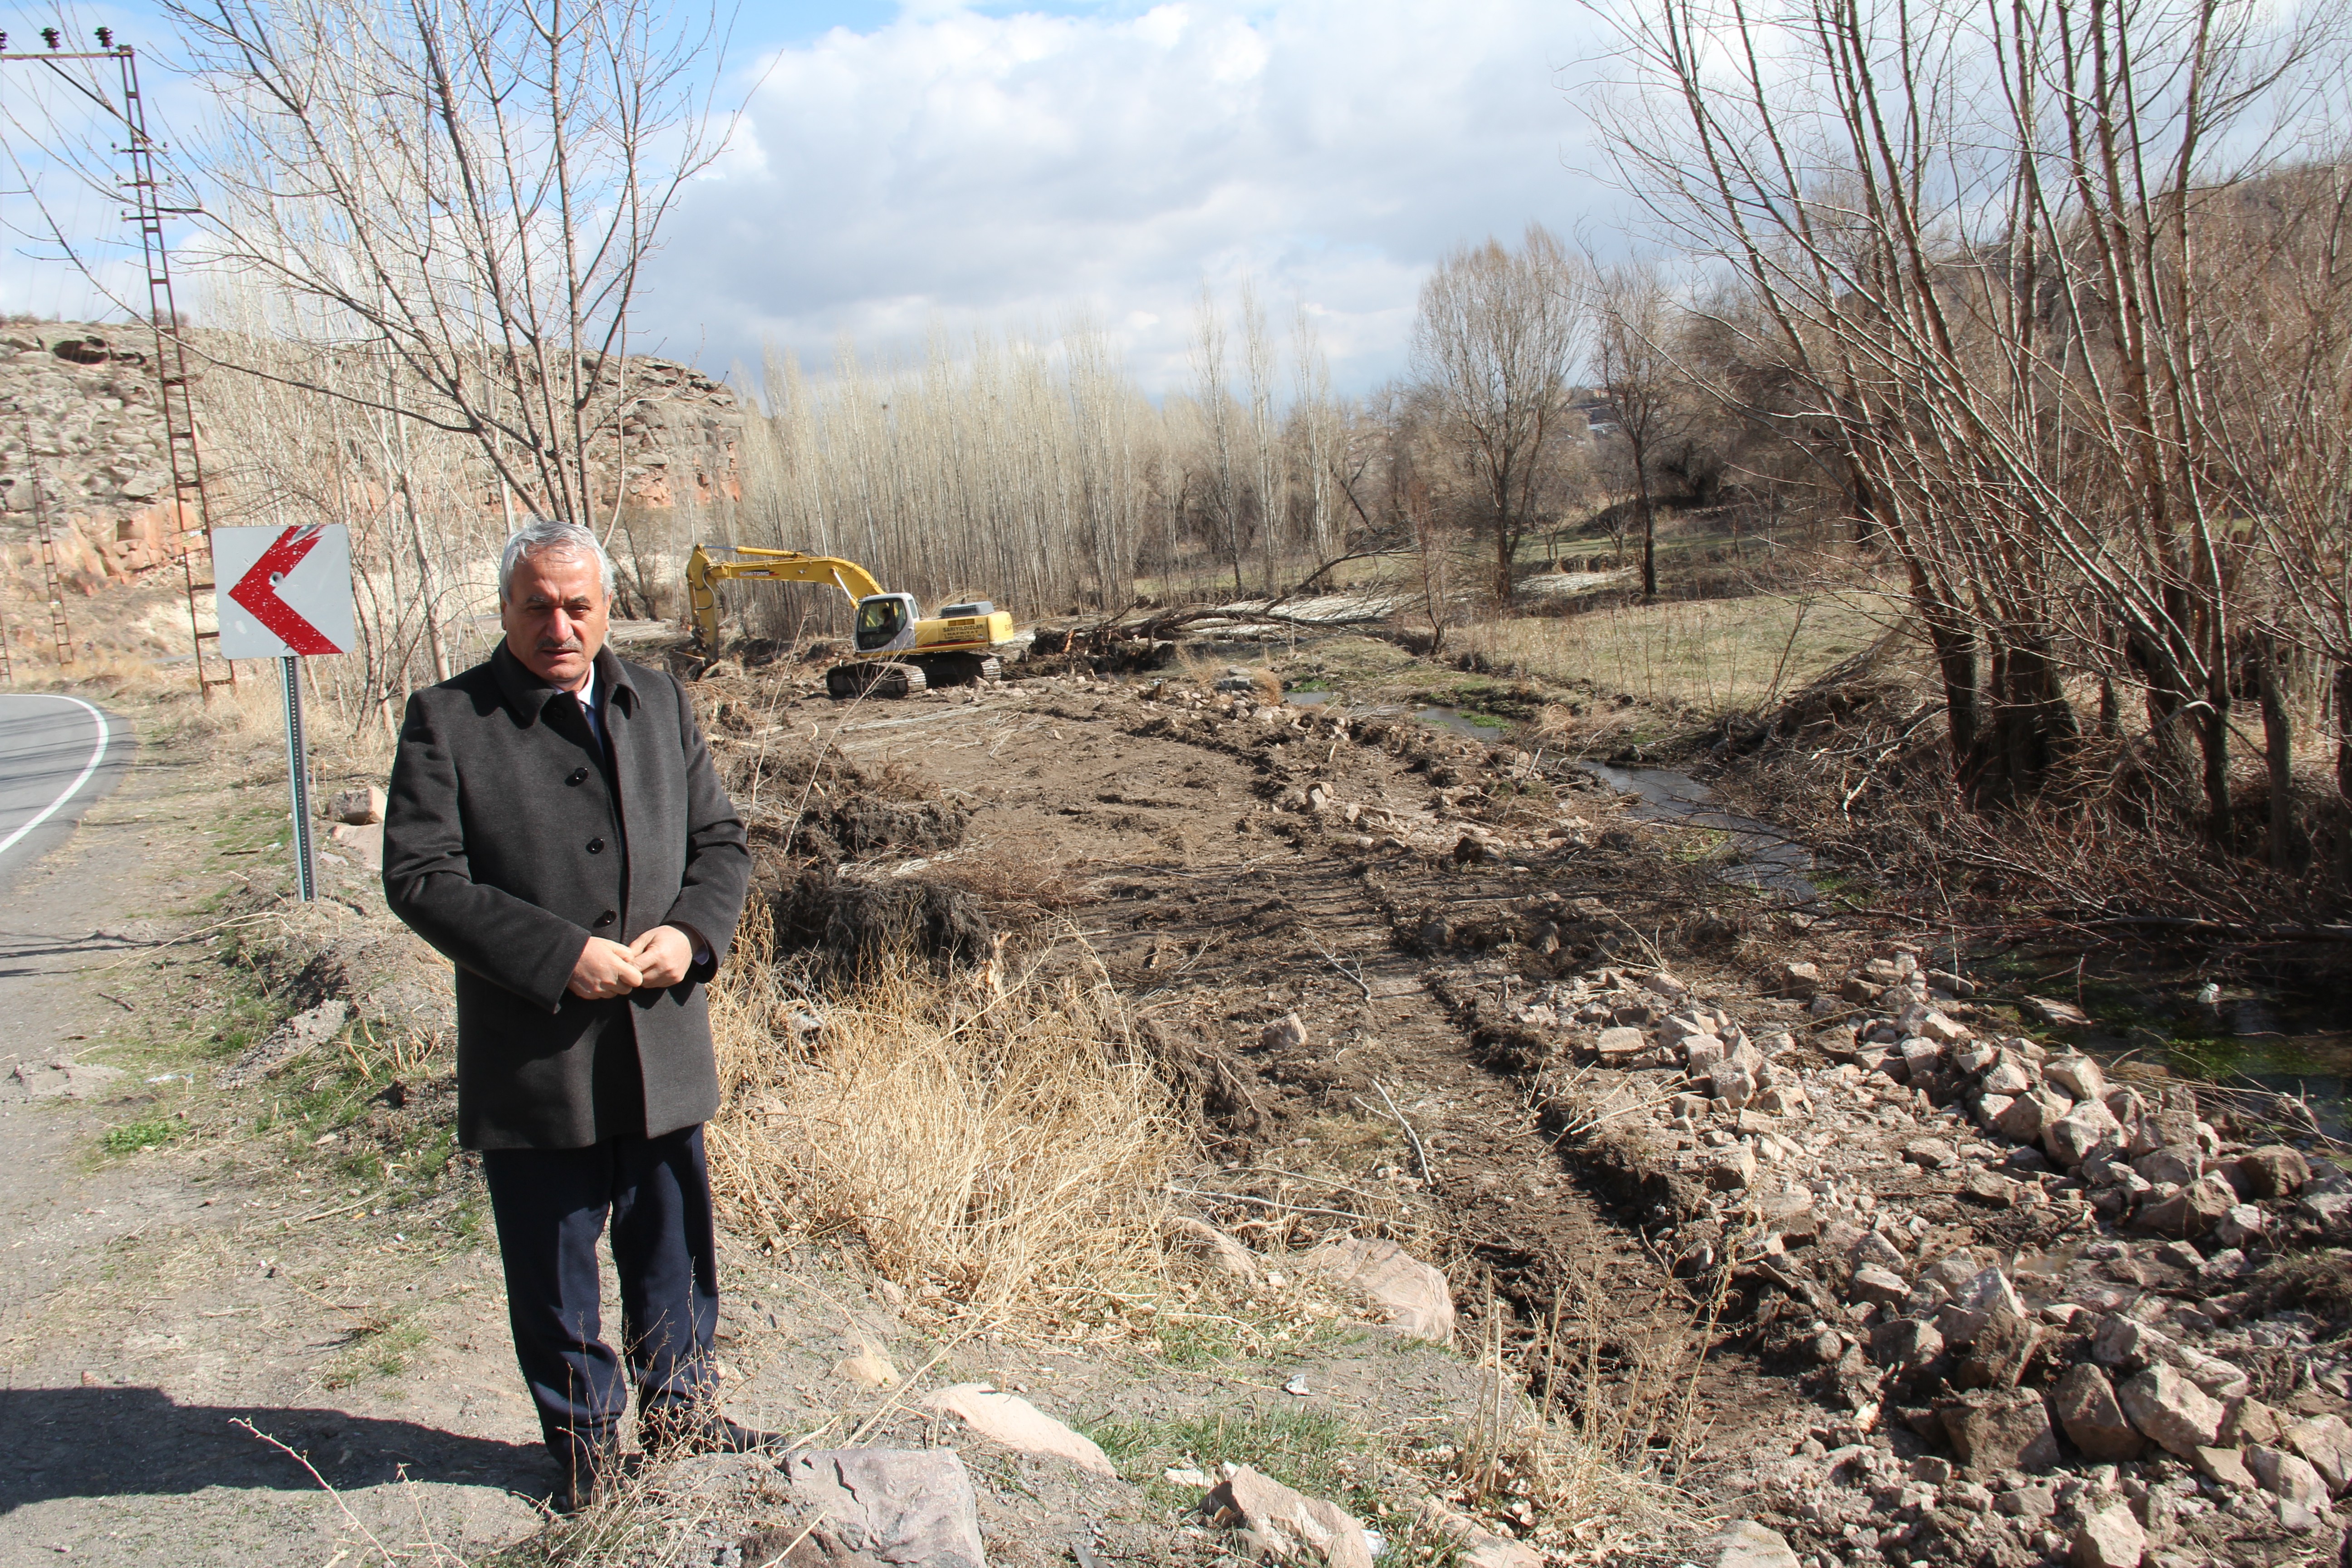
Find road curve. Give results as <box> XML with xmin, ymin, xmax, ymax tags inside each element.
<box><xmin>0</xmin><ymin>693</ymin><xmax>132</xmax><ymax>891</ymax></box>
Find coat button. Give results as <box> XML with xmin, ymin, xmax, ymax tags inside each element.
<box><xmin>594</xmin><ymin>910</ymin><xmax>616</xmax><ymax>927</ymax></box>
<box><xmin>567</xmin><ymin>768</ymin><xmax>588</xmax><ymax>785</ymax></box>
<box><xmin>586</xmin><ymin>838</ymin><xmax>605</xmax><ymax>854</ymax></box>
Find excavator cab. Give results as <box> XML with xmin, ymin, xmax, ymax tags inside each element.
<box><xmin>853</xmin><ymin>592</ymin><xmax>921</xmax><ymax>654</ymax></box>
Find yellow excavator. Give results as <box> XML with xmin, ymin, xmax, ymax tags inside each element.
<box><xmin>685</xmin><ymin>544</ymin><xmax>1018</xmax><ymax>697</ymax></box>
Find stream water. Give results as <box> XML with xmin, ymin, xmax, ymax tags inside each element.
<box><xmin>1330</xmin><ymin>693</ymin><xmax>2352</xmax><ymax>1134</ymax></box>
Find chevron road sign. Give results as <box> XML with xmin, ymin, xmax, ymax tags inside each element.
<box><xmin>210</xmin><ymin>524</ymin><xmax>355</xmax><ymax>904</ymax></box>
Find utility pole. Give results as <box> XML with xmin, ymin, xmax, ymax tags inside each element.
<box><xmin>20</xmin><ymin>427</ymin><xmax>73</xmax><ymax>667</ymax></box>
<box><xmin>0</xmin><ymin>29</ymin><xmax>233</xmax><ymax>696</ymax></box>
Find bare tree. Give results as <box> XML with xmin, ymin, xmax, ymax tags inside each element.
<box><xmin>1191</xmin><ymin>285</ymin><xmax>1247</xmax><ymax>593</ymax></box>
<box><xmin>1291</xmin><ymin>305</ymin><xmax>1339</xmax><ymax>562</ymax></box>
<box><xmin>1590</xmin><ymin>0</ymin><xmax>2347</xmax><ymax>826</ymax></box>
<box><xmin>1411</xmin><ymin>224</ymin><xmax>1588</xmax><ymax>604</ymax></box>
<box><xmin>1589</xmin><ymin>257</ymin><xmax>1680</xmax><ymax>597</ymax></box>
<box><xmin>1241</xmin><ymin>279</ymin><xmax>1284</xmax><ymax>588</ymax></box>
<box><xmin>164</xmin><ymin>0</ymin><xmax>730</xmax><ymax>535</ymax></box>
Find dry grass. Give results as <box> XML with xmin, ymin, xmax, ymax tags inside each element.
<box><xmin>1462</xmin><ymin>591</ymin><xmax>1891</xmax><ymax>717</ymax></box>
<box><xmin>923</xmin><ymin>850</ymin><xmax>1097</xmax><ymax>923</ymax></box>
<box><xmin>706</xmin><ymin>908</ymin><xmax>1187</xmax><ymax>1333</ymax></box>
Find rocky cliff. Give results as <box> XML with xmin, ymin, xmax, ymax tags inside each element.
<box><xmin>0</xmin><ymin>317</ymin><xmax>745</xmax><ymax>603</ymax></box>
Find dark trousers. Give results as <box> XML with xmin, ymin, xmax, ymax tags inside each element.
<box><xmin>480</xmin><ymin>1124</ymin><xmax>719</xmax><ymax>1472</ymax></box>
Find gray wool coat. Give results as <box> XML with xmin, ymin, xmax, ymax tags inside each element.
<box><xmin>382</xmin><ymin>642</ymin><xmax>750</xmax><ymax>1151</ymax></box>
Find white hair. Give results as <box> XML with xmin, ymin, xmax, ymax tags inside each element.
<box><xmin>499</xmin><ymin>520</ymin><xmax>616</xmax><ymax>602</ymax></box>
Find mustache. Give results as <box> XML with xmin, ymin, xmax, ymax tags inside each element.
<box><xmin>537</xmin><ymin>637</ymin><xmax>584</xmax><ymax>653</ymax></box>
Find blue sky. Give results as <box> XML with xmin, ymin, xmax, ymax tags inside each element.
<box><xmin>2</xmin><ymin>0</ymin><xmax>1617</xmax><ymax>396</ymax></box>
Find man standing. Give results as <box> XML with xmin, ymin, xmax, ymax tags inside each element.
<box><xmin>383</xmin><ymin>519</ymin><xmax>759</xmax><ymax>1509</ymax></box>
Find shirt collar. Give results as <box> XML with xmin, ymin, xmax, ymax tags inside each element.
<box><xmin>491</xmin><ymin>641</ymin><xmax>637</xmax><ymax>725</ymax></box>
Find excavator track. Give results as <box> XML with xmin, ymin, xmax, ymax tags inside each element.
<box><xmin>826</xmin><ymin>660</ymin><xmax>928</xmax><ymax>700</ymax></box>
<box><xmin>911</xmin><ymin>652</ymin><xmax>1000</xmax><ymax>687</ymax></box>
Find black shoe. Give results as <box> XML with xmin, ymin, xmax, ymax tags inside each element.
<box><xmin>554</xmin><ymin>1470</ymin><xmax>603</xmax><ymax>1516</ymax></box>
<box><xmin>640</xmin><ymin>1409</ymin><xmax>781</xmax><ymax>1459</ymax></box>
<box><xmin>553</xmin><ymin>1435</ymin><xmax>622</xmax><ymax>1514</ymax></box>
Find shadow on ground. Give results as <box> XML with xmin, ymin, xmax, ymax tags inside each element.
<box><xmin>0</xmin><ymin>1385</ymin><xmax>548</xmax><ymax>1512</ymax></box>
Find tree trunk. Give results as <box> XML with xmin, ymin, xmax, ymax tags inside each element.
<box><xmin>2256</xmin><ymin>636</ymin><xmax>2306</xmax><ymax>871</ymax></box>
<box><xmin>1493</xmin><ymin>507</ymin><xmax>1514</xmax><ymax>606</ymax></box>
<box><xmin>1633</xmin><ymin>436</ymin><xmax>1658</xmax><ymax>597</ymax></box>
<box><xmin>2336</xmin><ymin>664</ymin><xmax>2352</xmax><ymax>803</ymax></box>
<box><xmin>2200</xmin><ymin>697</ymin><xmax>2234</xmax><ymax>849</ymax></box>
<box><xmin>1911</xmin><ymin>574</ymin><xmax>1980</xmax><ymax>786</ymax></box>
<box><xmin>1971</xmin><ymin>627</ymin><xmax>2081</xmax><ymax>807</ymax></box>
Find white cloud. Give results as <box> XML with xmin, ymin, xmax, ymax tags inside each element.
<box><xmin>642</xmin><ymin>0</ymin><xmax>1615</xmax><ymax>396</ymax></box>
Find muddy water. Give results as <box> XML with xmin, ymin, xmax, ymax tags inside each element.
<box><xmin>1292</xmin><ymin>690</ymin><xmax>2352</xmax><ymax>1123</ymax></box>
<box><xmin>2092</xmin><ymin>1005</ymin><xmax>2352</xmax><ymax>1140</ymax></box>
<box><xmin>1287</xmin><ymin>693</ymin><xmax>1822</xmax><ymax>898</ymax></box>
<box><xmin>1571</xmin><ymin>758</ymin><xmax>1819</xmax><ymax>900</ymax></box>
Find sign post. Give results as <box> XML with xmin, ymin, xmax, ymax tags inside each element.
<box><xmin>212</xmin><ymin>524</ymin><xmax>355</xmax><ymax>902</ymax></box>
<box><xmin>277</xmin><ymin>654</ymin><xmax>316</xmax><ymax>900</ymax></box>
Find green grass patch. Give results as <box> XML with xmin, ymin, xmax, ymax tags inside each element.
<box><xmin>100</xmin><ymin>1115</ymin><xmax>178</xmax><ymax>1154</ymax></box>
<box><xmin>1088</xmin><ymin>1401</ymin><xmax>1380</xmax><ymax>1514</ymax></box>
<box><xmin>1459</xmin><ymin>592</ymin><xmax>1893</xmax><ymax>718</ymax></box>
<box><xmin>1144</xmin><ymin>1309</ymin><xmax>1364</xmax><ymax>1369</ymax></box>
<box><xmin>322</xmin><ymin>1313</ymin><xmax>427</xmax><ymax>1389</ymax></box>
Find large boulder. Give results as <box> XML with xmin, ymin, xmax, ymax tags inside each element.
<box><xmin>2234</xmin><ymin>1145</ymin><xmax>2312</xmax><ymax>1199</ymax></box>
<box><xmin>1715</xmin><ymin>1520</ymin><xmax>1803</xmax><ymax>1568</ymax></box>
<box><xmin>1774</xmin><ymin>962</ymin><xmax>1823</xmax><ymax>1000</ymax></box>
<box><xmin>1850</xmin><ymin>1264</ymin><xmax>1911</xmax><ymax>1307</ymax></box>
<box><xmin>2045</xmin><ymin>1099</ymin><xmax>2122</xmax><ymax>1168</ymax></box>
<box><xmin>920</xmin><ymin>1385</ymin><xmax>1114</xmax><ymax>1475</ymax></box>
<box><xmin>2044</xmin><ymin>1054</ymin><xmax>2107</xmax><ymax>1102</ymax></box>
<box><xmin>1297</xmin><ymin>1238</ymin><xmax>1454</xmax><ymax>1344</ymax></box>
<box><xmin>781</xmin><ymin>1449</ymin><xmax>987</xmax><ymax>1568</ymax></box>
<box><xmin>1708</xmin><ymin>1142</ymin><xmax>1758</xmax><ymax>1191</ymax></box>
<box><xmin>2137</xmin><ymin>1174</ymin><xmax>2236</xmax><ymax>1239</ymax></box>
<box><xmin>2053</xmin><ymin>1364</ymin><xmax>2144</xmax><ymax>1461</ymax></box>
<box><xmin>1997</xmin><ymin>1089</ymin><xmax>2071</xmax><ymax>1146</ymax></box>
<box><xmin>2116</xmin><ymin>1365</ymin><xmax>2224</xmax><ymax>1459</ymax></box>
<box><xmin>1416</xmin><ymin>1497</ymin><xmax>1543</xmax><ymax>1568</ymax></box>
<box><xmin>1956</xmin><ymin>1309</ymin><xmax>2043</xmax><ymax>1390</ymax></box>
<box><xmin>1939</xmin><ymin>1389</ymin><xmax>2060</xmax><ymax>1474</ymax></box>
<box><xmin>1871</xmin><ymin>1317</ymin><xmax>1945</xmax><ymax>1374</ymax></box>
<box><xmin>2071</xmin><ymin>1503</ymin><xmax>2146</xmax><ymax>1568</ymax></box>
<box><xmin>2247</xmin><ymin>1445</ymin><xmax>2329</xmax><ymax>1509</ymax></box>
<box><xmin>2284</xmin><ymin>1414</ymin><xmax>2352</xmax><ymax>1494</ymax></box>
<box><xmin>1200</xmin><ymin>1464</ymin><xmax>1377</xmax><ymax>1568</ymax></box>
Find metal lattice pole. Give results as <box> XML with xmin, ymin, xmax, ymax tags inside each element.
<box><xmin>115</xmin><ymin>44</ymin><xmax>233</xmax><ymax>700</ymax></box>
<box><xmin>21</xmin><ymin>428</ymin><xmax>73</xmax><ymax>666</ymax></box>
<box><xmin>0</xmin><ymin>34</ymin><xmax>233</xmax><ymax>695</ymax></box>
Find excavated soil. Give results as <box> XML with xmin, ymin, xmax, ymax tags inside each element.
<box><xmin>689</xmin><ymin>659</ymin><xmax>1829</xmax><ymax>1473</ymax></box>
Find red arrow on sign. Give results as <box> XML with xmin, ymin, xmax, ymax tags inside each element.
<box><xmin>227</xmin><ymin>525</ymin><xmax>342</xmax><ymax>655</ymax></box>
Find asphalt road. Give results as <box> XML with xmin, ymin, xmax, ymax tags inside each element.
<box><xmin>0</xmin><ymin>693</ymin><xmax>132</xmax><ymax>894</ymax></box>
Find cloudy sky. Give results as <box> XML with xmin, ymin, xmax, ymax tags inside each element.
<box><xmin>648</xmin><ymin>0</ymin><xmax>1620</xmax><ymax>394</ymax></box>
<box><xmin>0</xmin><ymin>0</ymin><xmax>1619</xmax><ymax>397</ymax></box>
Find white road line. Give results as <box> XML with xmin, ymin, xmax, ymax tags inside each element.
<box><xmin>0</xmin><ymin>696</ymin><xmax>113</xmax><ymax>858</ymax></box>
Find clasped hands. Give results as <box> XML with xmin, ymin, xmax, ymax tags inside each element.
<box><xmin>568</xmin><ymin>924</ymin><xmax>696</xmax><ymax>1000</ymax></box>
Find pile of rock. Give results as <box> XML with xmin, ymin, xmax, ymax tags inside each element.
<box><xmin>1484</xmin><ymin>946</ymin><xmax>2352</xmax><ymax>1565</ymax></box>
<box><xmin>1806</xmin><ymin>951</ymin><xmax>2314</xmax><ymax>1251</ymax></box>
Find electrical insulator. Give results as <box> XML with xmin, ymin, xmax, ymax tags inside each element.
<box><xmin>96</xmin><ymin>27</ymin><xmax>113</xmax><ymax>48</ymax></box>
<box><xmin>41</xmin><ymin>26</ymin><xmax>60</xmax><ymax>49</ymax></box>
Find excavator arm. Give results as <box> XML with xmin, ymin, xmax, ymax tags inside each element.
<box><xmin>686</xmin><ymin>544</ymin><xmax>889</xmax><ymax>650</ymax></box>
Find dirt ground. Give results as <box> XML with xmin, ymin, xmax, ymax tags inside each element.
<box><xmin>0</xmin><ymin>640</ymin><xmax>1857</xmax><ymax>1566</ymax></box>
<box><xmin>708</xmin><ymin>653</ymin><xmax>1823</xmax><ymax>1452</ymax></box>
